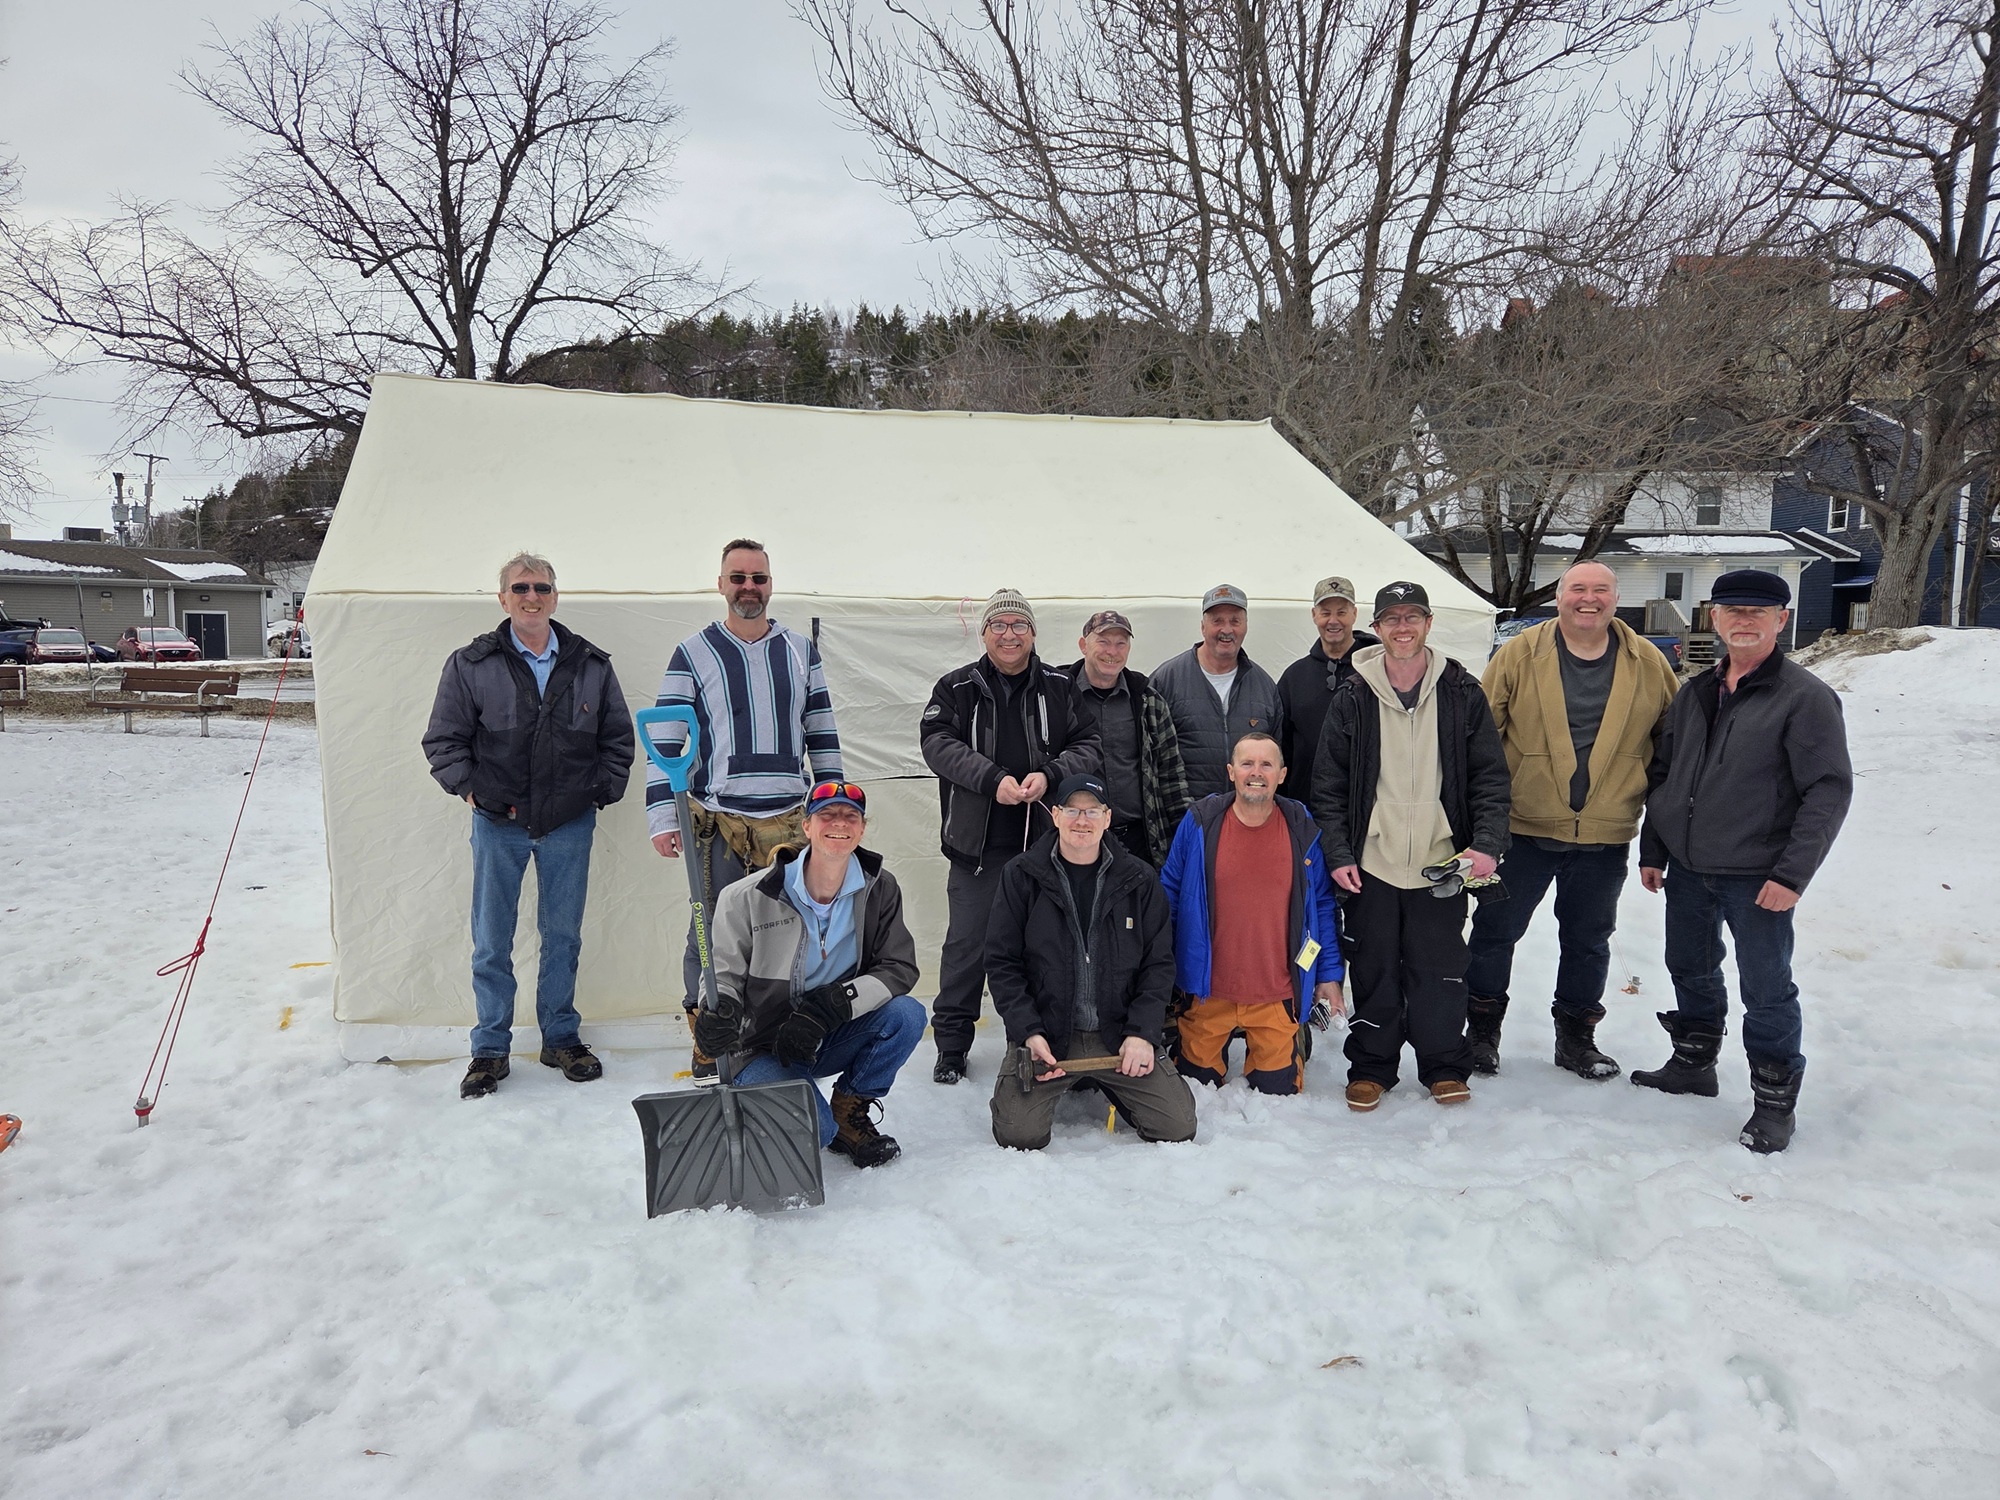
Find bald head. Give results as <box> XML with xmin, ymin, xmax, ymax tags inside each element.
<box><xmin>1555</xmin><ymin>560</ymin><xmax>1618</xmax><ymax>651</ymax></box>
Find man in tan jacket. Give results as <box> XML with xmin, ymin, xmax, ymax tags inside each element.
<box><xmin>1466</xmin><ymin>562</ymin><xmax>1678</xmax><ymax>1079</ymax></box>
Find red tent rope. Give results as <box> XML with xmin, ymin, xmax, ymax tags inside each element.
<box><xmin>134</xmin><ymin>642</ymin><xmax>299</xmax><ymax>1124</ymax></box>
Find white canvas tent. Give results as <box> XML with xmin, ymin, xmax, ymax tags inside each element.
<box><xmin>311</xmin><ymin>373</ymin><xmax>1495</xmax><ymax>1060</ymax></box>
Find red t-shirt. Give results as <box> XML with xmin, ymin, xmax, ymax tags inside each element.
<box><xmin>1207</xmin><ymin>808</ymin><xmax>1295</xmax><ymax>1004</ymax></box>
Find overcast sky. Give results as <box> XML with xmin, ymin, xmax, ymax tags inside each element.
<box><xmin>0</xmin><ymin>0</ymin><xmax>1783</xmax><ymax>539</ymax></box>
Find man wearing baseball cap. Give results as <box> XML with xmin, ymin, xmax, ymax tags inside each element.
<box><xmin>700</xmin><ymin>780</ymin><xmax>927</xmax><ymax>1168</ymax></box>
<box><xmin>1148</xmin><ymin>584</ymin><xmax>1286</xmax><ymax>801</ymax></box>
<box><xmin>919</xmin><ymin>589</ymin><xmax>1101</xmax><ymax>1085</ymax></box>
<box><xmin>985</xmin><ymin>773</ymin><xmax>1197</xmax><ymax>1149</ymax></box>
<box><xmin>1311</xmin><ymin>581</ymin><xmax>1511</xmax><ymax>1109</ymax></box>
<box><xmin>1634</xmin><ymin>568</ymin><xmax>1851</xmax><ymax>1153</ymax></box>
<box><xmin>1278</xmin><ymin>575</ymin><xmax>1380</xmax><ymax>809</ymax></box>
<box><xmin>1061</xmin><ymin>609</ymin><xmax>1192</xmax><ymax>867</ymax></box>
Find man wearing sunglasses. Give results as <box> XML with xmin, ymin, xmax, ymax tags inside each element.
<box><xmin>920</xmin><ymin>589</ymin><xmax>1100</xmax><ymax>1085</ymax></box>
<box><xmin>1310</xmin><ymin>582</ymin><xmax>1510</xmax><ymax>1111</ymax></box>
<box><xmin>646</xmin><ymin>538</ymin><xmax>844</xmax><ymax>1080</ymax></box>
<box><xmin>701</xmin><ymin>781</ymin><xmax>925</xmax><ymax>1167</ymax></box>
<box><xmin>423</xmin><ymin>552</ymin><xmax>635</xmax><ymax>1099</ymax></box>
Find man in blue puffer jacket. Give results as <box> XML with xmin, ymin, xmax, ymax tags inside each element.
<box><xmin>1159</xmin><ymin>731</ymin><xmax>1345</xmax><ymax>1094</ymax></box>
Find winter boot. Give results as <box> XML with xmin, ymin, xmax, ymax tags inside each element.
<box><xmin>1552</xmin><ymin>1005</ymin><xmax>1620</xmax><ymax>1080</ymax></box>
<box><xmin>1629</xmin><ymin>1012</ymin><xmax>1723</xmax><ymax>1097</ymax></box>
<box><xmin>460</xmin><ymin>1055</ymin><xmax>509</xmax><ymax>1099</ymax></box>
<box><xmin>684</xmin><ymin>1009</ymin><xmax>718</xmax><ymax>1086</ymax></box>
<box><xmin>539</xmin><ymin>1042</ymin><xmax>603</xmax><ymax>1082</ymax></box>
<box><xmin>1740</xmin><ymin>1064</ymin><xmax>1804</xmax><ymax>1154</ymax></box>
<box><xmin>1466</xmin><ymin>994</ymin><xmax>1507</xmax><ymax>1076</ymax></box>
<box><xmin>828</xmin><ymin>1090</ymin><xmax>902</xmax><ymax>1168</ymax></box>
<box><xmin>932</xmin><ymin>1050</ymin><xmax>969</xmax><ymax>1085</ymax></box>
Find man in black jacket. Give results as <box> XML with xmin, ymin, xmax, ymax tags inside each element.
<box><xmin>1278</xmin><ymin>574</ymin><xmax>1380</xmax><ymax>802</ymax></box>
<box><xmin>1312</xmin><ymin>582</ymin><xmax>1510</xmax><ymax>1110</ymax></box>
<box><xmin>920</xmin><ymin>589</ymin><xmax>1100</xmax><ymax>1084</ymax></box>
<box><xmin>422</xmin><ymin>552</ymin><xmax>635</xmax><ymax>1099</ymax></box>
<box><xmin>1634</xmin><ymin>570</ymin><xmax>1852</xmax><ymax>1154</ymax></box>
<box><xmin>985</xmin><ymin>775</ymin><xmax>1196</xmax><ymax>1149</ymax></box>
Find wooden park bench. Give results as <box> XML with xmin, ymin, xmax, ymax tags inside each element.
<box><xmin>90</xmin><ymin>666</ymin><xmax>242</xmax><ymax>737</ymax></box>
<box><xmin>0</xmin><ymin>664</ymin><xmax>24</xmax><ymax>732</ymax></box>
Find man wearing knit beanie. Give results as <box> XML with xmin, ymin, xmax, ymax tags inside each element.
<box><xmin>919</xmin><ymin>590</ymin><xmax>1101</xmax><ymax>1084</ymax></box>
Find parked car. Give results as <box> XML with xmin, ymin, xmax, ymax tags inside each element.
<box><xmin>116</xmin><ymin>625</ymin><xmax>203</xmax><ymax>663</ymax></box>
<box><xmin>1645</xmin><ymin>634</ymin><xmax>1684</xmax><ymax>672</ymax></box>
<box><xmin>0</xmin><ymin>622</ymin><xmax>39</xmax><ymax>664</ymax></box>
<box><xmin>266</xmin><ymin>621</ymin><xmax>312</xmax><ymax>659</ymax></box>
<box><xmin>27</xmin><ymin>627</ymin><xmax>91</xmax><ymax>664</ymax></box>
<box><xmin>86</xmin><ymin>640</ymin><xmax>118</xmax><ymax>663</ymax></box>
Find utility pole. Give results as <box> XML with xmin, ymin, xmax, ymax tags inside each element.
<box><xmin>134</xmin><ymin>452</ymin><xmax>168</xmax><ymax>543</ymax></box>
<box><xmin>111</xmin><ymin>473</ymin><xmax>130</xmax><ymax>544</ymax></box>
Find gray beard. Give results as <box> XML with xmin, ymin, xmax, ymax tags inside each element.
<box><xmin>729</xmin><ymin>598</ymin><xmax>767</xmax><ymax>620</ymax></box>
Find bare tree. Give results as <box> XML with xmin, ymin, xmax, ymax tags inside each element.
<box><xmin>4</xmin><ymin>0</ymin><xmax>700</xmax><ymax>444</ymax></box>
<box><xmin>1753</xmin><ymin>0</ymin><xmax>2000</xmax><ymax>629</ymax></box>
<box><xmin>800</xmin><ymin>0</ymin><xmax>1741</xmax><ymax>514</ymax></box>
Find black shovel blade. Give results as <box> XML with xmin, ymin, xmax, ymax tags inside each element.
<box><xmin>632</xmin><ymin>1079</ymin><xmax>826</xmax><ymax>1217</ymax></box>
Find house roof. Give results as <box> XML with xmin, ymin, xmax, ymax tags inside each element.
<box><xmin>1410</xmin><ymin>527</ymin><xmax>1849</xmax><ymax>564</ymax></box>
<box><xmin>0</xmin><ymin>541</ymin><xmax>273</xmax><ymax>587</ymax></box>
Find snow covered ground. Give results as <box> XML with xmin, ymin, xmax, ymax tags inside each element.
<box><xmin>3</xmin><ymin>630</ymin><xmax>1997</xmax><ymax>1498</ymax></box>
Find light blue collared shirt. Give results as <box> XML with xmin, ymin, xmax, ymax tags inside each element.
<box><xmin>510</xmin><ymin>625</ymin><xmax>558</xmax><ymax>697</ymax></box>
<box><xmin>783</xmin><ymin>851</ymin><xmax>866</xmax><ymax>991</ymax></box>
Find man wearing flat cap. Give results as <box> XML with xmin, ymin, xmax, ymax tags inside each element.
<box><xmin>1150</xmin><ymin>584</ymin><xmax>1286</xmax><ymax>801</ymax></box>
<box><xmin>920</xmin><ymin>589</ymin><xmax>1101</xmax><ymax>1085</ymax></box>
<box><xmin>1634</xmin><ymin>569</ymin><xmax>1852</xmax><ymax>1154</ymax></box>
<box><xmin>1062</xmin><ymin>609</ymin><xmax>1191</xmax><ymax>867</ymax></box>
<box><xmin>1278</xmin><ymin>575</ymin><xmax>1380</xmax><ymax>810</ymax></box>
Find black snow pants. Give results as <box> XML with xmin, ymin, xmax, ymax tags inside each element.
<box><xmin>1341</xmin><ymin>871</ymin><xmax>1475</xmax><ymax>1089</ymax></box>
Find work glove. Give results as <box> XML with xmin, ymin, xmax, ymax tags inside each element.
<box><xmin>692</xmin><ymin>1005</ymin><xmax>743</xmax><ymax>1060</ymax></box>
<box><xmin>771</xmin><ymin>982</ymin><xmax>857</xmax><ymax>1069</ymax></box>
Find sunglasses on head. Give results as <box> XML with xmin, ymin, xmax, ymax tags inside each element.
<box><xmin>727</xmin><ymin>571</ymin><xmax>771</xmax><ymax>586</ymax></box>
<box><xmin>808</xmin><ymin>781</ymin><xmax>866</xmax><ymax>811</ymax></box>
<box><xmin>508</xmin><ymin>581</ymin><xmax>554</xmax><ymax>596</ymax></box>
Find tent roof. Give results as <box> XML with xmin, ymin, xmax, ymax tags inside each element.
<box><xmin>316</xmin><ymin>374</ymin><xmax>1495</xmax><ymax>616</ymax></box>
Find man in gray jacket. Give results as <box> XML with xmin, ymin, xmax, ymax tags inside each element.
<box><xmin>422</xmin><ymin>552</ymin><xmax>634</xmax><ymax>1099</ymax></box>
<box><xmin>1634</xmin><ymin>569</ymin><xmax>1852</xmax><ymax>1154</ymax></box>
<box><xmin>1150</xmin><ymin>584</ymin><xmax>1286</xmax><ymax>801</ymax></box>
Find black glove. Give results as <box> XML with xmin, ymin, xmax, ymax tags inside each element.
<box><xmin>770</xmin><ymin>982</ymin><xmax>856</xmax><ymax>1069</ymax></box>
<box><xmin>691</xmin><ymin>1005</ymin><xmax>741</xmax><ymax>1059</ymax></box>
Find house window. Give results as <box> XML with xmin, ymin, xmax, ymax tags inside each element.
<box><xmin>1695</xmin><ymin>485</ymin><xmax>1723</xmax><ymax>526</ymax></box>
<box><xmin>1664</xmin><ymin>571</ymin><xmax>1685</xmax><ymax>601</ymax></box>
<box><xmin>1829</xmin><ymin>495</ymin><xmax>1849</xmax><ymax>531</ymax></box>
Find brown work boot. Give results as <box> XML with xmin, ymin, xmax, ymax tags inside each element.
<box><xmin>828</xmin><ymin>1090</ymin><xmax>901</xmax><ymax>1168</ymax></box>
<box><xmin>683</xmin><ymin>1008</ymin><xmax>719</xmax><ymax>1086</ymax></box>
<box><xmin>1430</xmin><ymin>1078</ymin><xmax>1472</xmax><ymax>1105</ymax></box>
<box><xmin>1345</xmin><ymin>1080</ymin><xmax>1385</xmax><ymax>1112</ymax></box>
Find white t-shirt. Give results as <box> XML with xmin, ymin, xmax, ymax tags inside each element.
<box><xmin>1202</xmin><ymin>665</ymin><xmax>1235</xmax><ymax>708</ymax></box>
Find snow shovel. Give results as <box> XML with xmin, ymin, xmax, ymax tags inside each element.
<box><xmin>630</xmin><ymin>707</ymin><xmax>825</xmax><ymax>1217</ymax></box>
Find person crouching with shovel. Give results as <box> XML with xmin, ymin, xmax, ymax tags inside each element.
<box><xmin>696</xmin><ymin>781</ymin><xmax>926</xmax><ymax>1168</ymax></box>
<box><xmin>984</xmin><ymin>774</ymin><xmax>1197</xmax><ymax>1149</ymax></box>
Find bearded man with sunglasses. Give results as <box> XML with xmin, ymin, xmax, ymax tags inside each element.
<box><xmin>646</xmin><ymin>538</ymin><xmax>844</xmax><ymax>1080</ymax></box>
<box><xmin>424</xmin><ymin>552</ymin><xmax>635</xmax><ymax>1099</ymax></box>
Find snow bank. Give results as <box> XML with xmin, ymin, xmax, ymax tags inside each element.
<box><xmin>2</xmin><ymin>635</ymin><xmax>1997</xmax><ymax>1497</ymax></box>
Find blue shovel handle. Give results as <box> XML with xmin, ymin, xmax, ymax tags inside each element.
<box><xmin>634</xmin><ymin>706</ymin><xmax>699</xmax><ymax>792</ymax></box>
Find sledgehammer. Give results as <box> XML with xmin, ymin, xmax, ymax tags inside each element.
<box><xmin>1015</xmin><ymin>1049</ymin><xmax>1130</xmax><ymax>1094</ymax></box>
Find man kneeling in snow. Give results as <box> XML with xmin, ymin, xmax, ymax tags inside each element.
<box><xmin>985</xmin><ymin>775</ymin><xmax>1197</xmax><ymax>1149</ymax></box>
<box><xmin>698</xmin><ymin>781</ymin><xmax>926</xmax><ymax>1167</ymax></box>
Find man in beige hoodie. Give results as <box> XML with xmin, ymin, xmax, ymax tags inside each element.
<box><xmin>1309</xmin><ymin>583</ymin><xmax>1512</xmax><ymax>1110</ymax></box>
<box><xmin>1465</xmin><ymin>562</ymin><xmax>1679</xmax><ymax>1080</ymax></box>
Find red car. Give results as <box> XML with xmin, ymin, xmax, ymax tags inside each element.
<box><xmin>117</xmin><ymin>626</ymin><xmax>203</xmax><ymax>663</ymax></box>
<box><xmin>27</xmin><ymin>627</ymin><xmax>91</xmax><ymax>664</ymax></box>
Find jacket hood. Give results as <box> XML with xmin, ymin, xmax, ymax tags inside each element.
<box><xmin>1351</xmin><ymin>642</ymin><xmax>1446</xmax><ymax>710</ymax></box>
<box><xmin>1308</xmin><ymin>630</ymin><xmax>1380</xmax><ymax>664</ymax></box>
<box><xmin>1017</xmin><ymin>828</ymin><xmax>1156</xmax><ymax>898</ymax></box>
<box><xmin>753</xmin><ymin>841</ymin><xmax>886</xmax><ymax>899</ymax></box>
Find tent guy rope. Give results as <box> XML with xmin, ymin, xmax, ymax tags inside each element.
<box><xmin>133</xmin><ymin>645</ymin><xmax>301</xmax><ymax>1125</ymax></box>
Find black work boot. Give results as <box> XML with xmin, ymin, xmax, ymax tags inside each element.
<box><xmin>1629</xmin><ymin>1012</ymin><xmax>1723</xmax><ymax>1096</ymax></box>
<box><xmin>684</xmin><ymin>1009</ymin><xmax>719</xmax><ymax>1086</ymax></box>
<box><xmin>932</xmin><ymin>1050</ymin><xmax>969</xmax><ymax>1085</ymax></box>
<box><xmin>539</xmin><ymin>1042</ymin><xmax>603</xmax><ymax>1082</ymax></box>
<box><xmin>460</xmin><ymin>1055</ymin><xmax>509</xmax><ymax>1098</ymax></box>
<box><xmin>1466</xmin><ymin>994</ymin><xmax>1507</xmax><ymax>1076</ymax></box>
<box><xmin>1552</xmin><ymin>1005</ymin><xmax>1620</xmax><ymax>1080</ymax></box>
<box><xmin>1740</xmin><ymin>1064</ymin><xmax>1804</xmax><ymax>1154</ymax></box>
<box><xmin>828</xmin><ymin>1090</ymin><xmax>902</xmax><ymax>1168</ymax></box>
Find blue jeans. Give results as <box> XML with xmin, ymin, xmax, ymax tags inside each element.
<box><xmin>1663</xmin><ymin>861</ymin><xmax>1804</xmax><ymax>1073</ymax></box>
<box><xmin>731</xmin><ymin>996</ymin><xmax>928</xmax><ymax>1146</ymax></box>
<box><xmin>1465</xmin><ymin>839</ymin><xmax>1630</xmax><ymax>1016</ymax></box>
<box><xmin>469</xmin><ymin>808</ymin><xmax>596</xmax><ymax>1057</ymax></box>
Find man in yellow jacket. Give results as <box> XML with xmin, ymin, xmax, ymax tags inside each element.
<box><xmin>1466</xmin><ymin>562</ymin><xmax>1678</xmax><ymax>1079</ymax></box>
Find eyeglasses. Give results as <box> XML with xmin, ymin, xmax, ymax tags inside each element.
<box><xmin>508</xmin><ymin>581</ymin><xmax>554</xmax><ymax>596</ymax></box>
<box><xmin>727</xmin><ymin>572</ymin><xmax>771</xmax><ymax>586</ymax></box>
<box><xmin>1053</xmin><ymin>803</ymin><xmax>1110</xmax><ymax>822</ymax></box>
<box><xmin>808</xmin><ymin>781</ymin><xmax>866</xmax><ymax>812</ymax></box>
<box><xmin>987</xmin><ymin>620</ymin><xmax>1033</xmax><ymax>637</ymax></box>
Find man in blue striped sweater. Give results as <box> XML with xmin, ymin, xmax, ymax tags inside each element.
<box><xmin>647</xmin><ymin>539</ymin><xmax>844</xmax><ymax>1077</ymax></box>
